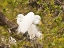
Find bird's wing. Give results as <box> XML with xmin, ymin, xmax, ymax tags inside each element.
<box><xmin>28</xmin><ymin>24</ymin><xmax>36</xmax><ymax>39</ymax></box>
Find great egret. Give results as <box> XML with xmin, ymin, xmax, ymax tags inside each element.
<box><xmin>17</xmin><ymin>12</ymin><xmax>35</xmax><ymax>33</ymax></box>
<box><xmin>17</xmin><ymin>12</ymin><xmax>42</xmax><ymax>39</ymax></box>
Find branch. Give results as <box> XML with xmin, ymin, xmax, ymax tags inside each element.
<box><xmin>0</xmin><ymin>12</ymin><xmax>18</xmax><ymax>32</ymax></box>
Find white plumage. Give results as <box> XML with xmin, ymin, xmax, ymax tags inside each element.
<box><xmin>17</xmin><ymin>14</ymin><xmax>24</xmax><ymax>25</ymax></box>
<box><xmin>28</xmin><ymin>24</ymin><xmax>36</xmax><ymax>39</ymax></box>
<box><xmin>33</xmin><ymin>15</ymin><xmax>41</xmax><ymax>24</ymax></box>
<box><xmin>17</xmin><ymin>14</ymin><xmax>25</xmax><ymax>33</ymax></box>
<box><xmin>28</xmin><ymin>24</ymin><xmax>42</xmax><ymax>39</ymax></box>
<box><xmin>17</xmin><ymin>12</ymin><xmax>35</xmax><ymax>33</ymax></box>
<box><xmin>16</xmin><ymin>12</ymin><xmax>42</xmax><ymax>39</ymax></box>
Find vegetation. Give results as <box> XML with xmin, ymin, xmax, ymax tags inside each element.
<box><xmin>0</xmin><ymin>0</ymin><xmax>64</xmax><ymax>48</ymax></box>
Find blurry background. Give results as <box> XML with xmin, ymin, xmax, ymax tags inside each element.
<box><xmin>0</xmin><ymin>0</ymin><xmax>64</xmax><ymax>48</ymax></box>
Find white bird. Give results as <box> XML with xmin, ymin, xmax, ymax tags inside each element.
<box><xmin>16</xmin><ymin>12</ymin><xmax>42</xmax><ymax>39</ymax></box>
<box><xmin>17</xmin><ymin>12</ymin><xmax>35</xmax><ymax>33</ymax></box>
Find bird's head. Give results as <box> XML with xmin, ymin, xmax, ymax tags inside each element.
<box><xmin>16</xmin><ymin>14</ymin><xmax>24</xmax><ymax>25</ymax></box>
<box><xmin>33</xmin><ymin>15</ymin><xmax>41</xmax><ymax>24</ymax></box>
<box><xmin>16</xmin><ymin>14</ymin><xmax>24</xmax><ymax>19</ymax></box>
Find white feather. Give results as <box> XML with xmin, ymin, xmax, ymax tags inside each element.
<box><xmin>17</xmin><ymin>14</ymin><xmax>24</xmax><ymax>33</ymax></box>
<box><xmin>33</xmin><ymin>15</ymin><xmax>41</xmax><ymax>24</ymax></box>
<box><xmin>17</xmin><ymin>12</ymin><xmax>35</xmax><ymax>33</ymax></box>
<box><xmin>28</xmin><ymin>24</ymin><xmax>42</xmax><ymax>39</ymax></box>
<box><xmin>17</xmin><ymin>14</ymin><xmax>24</xmax><ymax>25</ymax></box>
<box><xmin>28</xmin><ymin>24</ymin><xmax>36</xmax><ymax>39</ymax></box>
<box><xmin>16</xmin><ymin>12</ymin><xmax>42</xmax><ymax>39</ymax></box>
